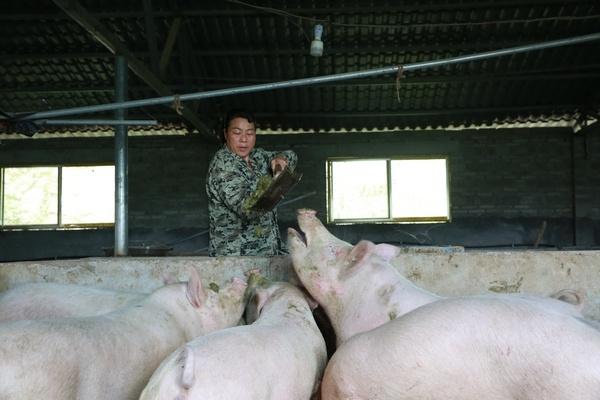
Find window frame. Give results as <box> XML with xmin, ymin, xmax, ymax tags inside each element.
<box><xmin>0</xmin><ymin>163</ymin><xmax>115</xmax><ymax>230</ymax></box>
<box><xmin>326</xmin><ymin>156</ymin><xmax>451</xmax><ymax>224</ymax></box>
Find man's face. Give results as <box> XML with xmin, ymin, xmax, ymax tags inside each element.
<box><xmin>224</xmin><ymin>117</ymin><xmax>256</xmax><ymax>161</ymax></box>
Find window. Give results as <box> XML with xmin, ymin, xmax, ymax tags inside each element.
<box><xmin>1</xmin><ymin>165</ymin><xmax>115</xmax><ymax>228</ymax></box>
<box><xmin>327</xmin><ymin>158</ymin><xmax>449</xmax><ymax>223</ymax></box>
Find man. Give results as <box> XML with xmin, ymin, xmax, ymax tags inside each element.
<box><xmin>206</xmin><ymin>109</ymin><xmax>297</xmax><ymax>256</ymax></box>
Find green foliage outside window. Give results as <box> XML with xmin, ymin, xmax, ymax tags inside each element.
<box><xmin>1</xmin><ymin>165</ymin><xmax>114</xmax><ymax>228</ymax></box>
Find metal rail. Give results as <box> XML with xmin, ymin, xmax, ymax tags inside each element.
<box><xmin>18</xmin><ymin>32</ymin><xmax>600</xmax><ymax>121</ymax></box>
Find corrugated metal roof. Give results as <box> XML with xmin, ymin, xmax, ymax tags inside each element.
<box><xmin>1</xmin><ymin>0</ymin><xmax>599</xmax><ymax>137</ymax></box>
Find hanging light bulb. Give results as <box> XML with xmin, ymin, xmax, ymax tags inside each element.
<box><xmin>310</xmin><ymin>24</ymin><xmax>324</xmax><ymax>57</ymax></box>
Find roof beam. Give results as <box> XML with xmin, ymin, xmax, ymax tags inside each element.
<box><xmin>1</xmin><ymin>1</ymin><xmax>587</xmax><ymax>20</ymax></box>
<box><xmin>0</xmin><ymin>108</ymin><xmax>580</xmax><ymax>121</ymax></box>
<box><xmin>254</xmin><ymin>105</ymin><xmax>583</xmax><ymax>118</ymax></box>
<box><xmin>0</xmin><ymin>108</ymin><xmax>576</xmax><ymax>123</ymax></box>
<box><xmin>575</xmin><ymin>119</ymin><xmax>599</xmax><ymax>134</ymax></box>
<box><xmin>159</xmin><ymin>17</ymin><xmax>181</xmax><ymax>80</ymax></box>
<box><xmin>176</xmin><ymin>21</ymin><xmax>205</xmax><ymax>115</ymax></box>
<box><xmin>120</xmin><ymin>106</ymin><xmax>589</xmax><ymax>120</ymax></box>
<box><xmin>51</xmin><ymin>0</ymin><xmax>215</xmax><ymax>142</ymax></box>
<box><xmin>142</xmin><ymin>0</ymin><xmax>160</xmax><ymax>76</ymax></box>
<box><xmin>110</xmin><ymin>106</ymin><xmax>591</xmax><ymax>121</ymax></box>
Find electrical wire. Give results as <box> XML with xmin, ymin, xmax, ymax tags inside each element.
<box><xmin>225</xmin><ymin>0</ymin><xmax>600</xmax><ymax>30</ymax></box>
<box><xmin>226</xmin><ymin>0</ymin><xmax>329</xmax><ymax>24</ymax></box>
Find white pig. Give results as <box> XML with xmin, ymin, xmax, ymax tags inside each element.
<box><xmin>139</xmin><ymin>278</ymin><xmax>327</xmax><ymax>400</ymax></box>
<box><xmin>288</xmin><ymin>209</ymin><xmax>587</xmax><ymax>344</ymax></box>
<box><xmin>0</xmin><ymin>269</ymin><xmax>247</xmax><ymax>400</ymax></box>
<box><xmin>322</xmin><ymin>292</ymin><xmax>600</xmax><ymax>400</ymax></box>
<box><xmin>288</xmin><ymin>209</ymin><xmax>440</xmax><ymax>344</ymax></box>
<box><xmin>0</xmin><ymin>282</ymin><xmax>145</xmax><ymax>321</ymax></box>
<box><xmin>288</xmin><ymin>210</ymin><xmax>600</xmax><ymax>399</ymax></box>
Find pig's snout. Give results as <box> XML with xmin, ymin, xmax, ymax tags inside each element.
<box><xmin>296</xmin><ymin>208</ymin><xmax>317</xmax><ymax>216</ymax></box>
<box><xmin>296</xmin><ymin>209</ymin><xmax>319</xmax><ymax>237</ymax></box>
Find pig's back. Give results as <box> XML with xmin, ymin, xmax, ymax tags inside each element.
<box><xmin>0</xmin><ymin>282</ymin><xmax>145</xmax><ymax>321</ymax></box>
<box><xmin>324</xmin><ymin>296</ymin><xmax>600</xmax><ymax>400</ymax></box>
<box><xmin>0</xmin><ymin>312</ymin><xmax>186</xmax><ymax>400</ymax></box>
<box><xmin>188</xmin><ymin>322</ymin><xmax>324</xmax><ymax>399</ymax></box>
<box><xmin>0</xmin><ymin>319</ymin><xmax>103</xmax><ymax>399</ymax></box>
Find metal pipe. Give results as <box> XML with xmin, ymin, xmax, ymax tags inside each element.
<box><xmin>38</xmin><ymin>119</ymin><xmax>157</xmax><ymax>126</ymax></box>
<box><xmin>279</xmin><ymin>191</ymin><xmax>317</xmax><ymax>207</ymax></box>
<box><xmin>570</xmin><ymin>133</ymin><xmax>577</xmax><ymax>246</ymax></box>
<box><xmin>18</xmin><ymin>32</ymin><xmax>600</xmax><ymax>121</ymax></box>
<box><xmin>166</xmin><ymin>229</ymin><xmax>210</xmax><ymax>246</ymax></box>
<box><xmin>114</xmin><ymin>56</ymin><xmax>129</xmax><ymax>256</ymax></box>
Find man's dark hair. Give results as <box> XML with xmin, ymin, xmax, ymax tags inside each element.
<box><xmin>220</xmin><ymin>109</ymin><xmax>257</xmax><ymax>143</ymax></box>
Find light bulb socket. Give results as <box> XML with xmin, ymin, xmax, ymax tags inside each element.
<box><xmin>310</xmin><ymin>40</ymin><xmax>323</xmax><ymax>57</ymax></box>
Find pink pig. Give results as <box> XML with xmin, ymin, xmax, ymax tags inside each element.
<box><xmin>288</xmin><ymin>209</ymin><xmax>586</xmax><ymax>345</ymax></box>
<box><xmin>0</xmin><ymin>269</ymin><xmax>248</xmax><ymax>400</ymax></box>
<box><xmin>288</xmin><ymin>209</ymin><xmax>441</xmax><ymax>344</ymax></box>
<box><xmin>288</xmin><ymin>209</ymin><xmax>600</xmax><ymax>399</ymax></box>
<box><xmin>322</xmin><ymin>291</ymin><xmax>600</xmax><ymax>400</ymax></box>
<box><xmin>139</xmin><ymin>278</ymin><xmax>327</xmax><ymax>400</ymax></box>
<box><xmin>0</xmin><ymin>282</ymin><xmax>146</xmax><ymax>321</ymax></box>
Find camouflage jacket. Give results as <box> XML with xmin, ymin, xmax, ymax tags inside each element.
<box><xmin>206</xmin><ymin>146</ymin><xmax>298</xmax><ymax>256</ymax></box>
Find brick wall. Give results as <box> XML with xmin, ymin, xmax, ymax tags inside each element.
<box><xmin>0</xmin><ymin>125</ymin><xmax>598</xmax><ymax>261</ymax></box>
<box><xmin>260</xmin><ymin>127</ymin><xmax>597</xmax><ymax>248</ymax></box>
<box><xmin>127</xmin><ymin>136</ymin><xmax>215</xmax><ymax>230</ymax></box>
<box><xmin>448</xmin><ymin>130</ymin><xmax>573</xmax><ymax>218</ymax></box>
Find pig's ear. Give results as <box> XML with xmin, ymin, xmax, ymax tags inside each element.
<box><xmin>180</xmin><ymin>346</ymin><xmax>195</xmax><ymax>389</ymax></box>
<box><xmin>305</xmin><ymin>295</ymin><xmax>319</xmax><ymax>310</ymax></box>
<box><xmin>186</xmin><ymin>268</ymin><xmax>207</xmax><ymax>308</ymax></box>
<box><xmin>299</xmin><ymin>287</ymin><xmax>319</xmax><ymax>310</ymax></box>
<box><xmin>253</xmin><ymin>288</ymin><xmax>270</xmax><ymax>317</ymax></box>
<box><xmin>338</xmin><ymin>240</ymin><xmax>375</xmax><ymax>280</ymax></box>
<box><xmin>374</xmin><ymin>243</ymin><xmax>400</xmax><ymax>262</ymax></box>
<box><xmin>161</xmin><ymin>272</ymin><xmax>177</xmax><ymax>285</ymax></box>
